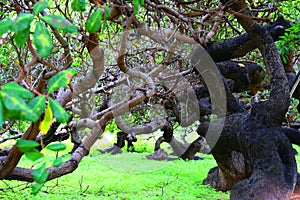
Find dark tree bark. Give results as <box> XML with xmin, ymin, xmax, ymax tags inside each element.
<box><xmin>205</xmin><ymin>16</ymin><xmax>290</xmax><ymax>62</ymax></box>
<box><xmin>200</xmin><ymin>1</ymin><xmax>298</xmax><ymax>199</ymax></box>
<box><xmin>217</xmin><ymin>61</ymin><xmax>265</xmax><ymax>92</ymax></box>
<box><xmin>98</xmin><ymin>131</ymin><xmax>137</xmax><ymax>155</ymax></box>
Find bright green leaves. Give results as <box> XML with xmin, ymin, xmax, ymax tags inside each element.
<box><xmin>14</xmin><ymin>28</ymin><xmax>30</xmax><ymax>48</ymax></box>
<box><xmin>32</xmin><ymin>163</ymin><xmax>49</xmax><ymax>183</ymax></box>
<box><xmin>41</xmin><ymin>15</ymin><xmax>78</xmax><ymax>33</ymax></box>
<box><xmin>16</xmin><ymin>138</ymin><xmax>66</xmax><ymax>195</ymax></box>
<box><xmin>0</xmin><ymin>102</ymin><xmax>3</xmax><ymax>127</ymax></box>
<box><xmin>25</xmin><ymin>150</ymin><xmax>44</xmax><ymax>161</ymax></box>
<box><xmin>139</xmin><ymin>0</ymin><xmax>145</xmax><ymax>6</ymax></box>
<box><xmin>103</xmin><ymin>5</ymin><xmax>111</xmax><ymax>20</ymax></box>
<box><xmin>16</xmin><ymin>139</ymin><xmax>43</xmax><ymax>161</ymax></box>
<box><xmin>277</xmin><ymin>22</ymin><xmax>300</xmax><ymax>65</ymax></box>
<box><xmin>48</xmin><ymin>69</ymin><xmax>77</xmax><ymax>94</ymax></box>
<box><xmin>31</xmin><ymin>166</ymin><xmax>48</xmax><ymax>195</ymax></box>
<box><xmin>2</xmin><ymin>82</ymin><xmax>34</xmax><ymax>98</ymax></box>
<box><xmin>53</xmin><ymin>157</ymin><xmax>64</xmax><ymax>167</ymax></box>
<box><xmin>0</xmin><ymin>13</ymin><xmax>34</xmax><ymax>48</ymax></box>
<box><xmin>16</xmin><ymin>139</ymin><xmax>40</xmax><ymax>152</ymax></box>
<box><xmin>86</xmin><ymin>9</ymin><xmax>102</xmax><ymax>33</ymax></box>
<box><xmin>31</xmin><ymin>183</ymin><xmax>44</xmax><ymax>195</ymax></box>
<box><xmin>38</xmin><ymin>69</ymin><xmax>76</xmax><ymax>132</ymax></box>
<box><xmin>132</xmin><ymin>0</ymin><xmax>144</xmax><ymax>14</ymax></box>
<box><xmin>11</xmin><ymin>13</ymin><xmax>34</xmax><ymax>48</ymax></box>
<box><xmin>0</xmin><ymin>19</ymin><xmax>12</xmax><ymax>35</ymax></box>
<box><xmin>28</xmin><ymin>96</ymin><xmax>46</xmax><ymax>117</ymax></box>
<box><xmin>11</xmin><ymin>13</ymin><xmax>34</xmax><ymax>32</ymax></box>
<box><xmin>71</xmin><ymin>0</ymin><xmax>86</xmax><ymax>12</ymax></box>
<box><xmin>33</xmin><ymin>0</ymin><xmax>49</xmax><ymax>15</ymax></box>
<box><xmin>0</xmin><ymin>82</ymin><xmax>38</xmax><ymax>125</ymax></box>
<box><xmin>0</xmin><ymin>69</ymin><xmax>75</xmax><ymax>130</ymax></box>
<box><xmin>31</xmin><ymin>163</ymin><xmax>49</xmax><ymax>194</ymax></box>
<box><xmin>34</xmin><ymin>22</ymin><xmax>53</xmax><ymax>58</ymax></box>
<box><xmin>0</xmin><ymin>91</ymin><xmax>38</xmax><ymax>122</ymax></box>
<box><xmin>46</xmin><ymin>143</ymin><xmax>67</xmax><ymax>151</ymax></box>
<box><xmin>85</xmin><ymin>6</ymin><xmax>113</xmax><ymax>33</ymax></box>
<box><xmin>49</xmin><ymin>98</ymin><xmax>69</xmax><ymax>123</ymax></box>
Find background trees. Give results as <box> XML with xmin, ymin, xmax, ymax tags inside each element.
<box><xmin>0</xmin><ymin>0</ymin><xmax>300</xmax><ymax>198</ymax></box>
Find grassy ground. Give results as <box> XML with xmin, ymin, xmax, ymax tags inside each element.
<box><xmin>0</xmin><ymin>138</ymin><xmax>229</xmax><ymax>200</ymax></box>
<box><xmin>2</xmin><ymin>138</ymin><xmax>300</xmax><ymax>200</ymax></box>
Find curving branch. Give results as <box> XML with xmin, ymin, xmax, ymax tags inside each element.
<box><xmin>0</xmin><ymin>33</ymin><xmax>104</xmax><ymax>180</ymax></box>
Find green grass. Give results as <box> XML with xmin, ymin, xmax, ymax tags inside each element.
<box><xmin>0</xmin><ymin>144</ymin><xmax>229</xmax><ymax>200</ymax></box>
<box><xmin>3</xmin><ymin>140</ymin><xmax>300</xmax><ymax>199</ymax></box>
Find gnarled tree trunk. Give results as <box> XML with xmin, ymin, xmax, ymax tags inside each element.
<box><xmin>200</xmin><ymin>1</ymin><xmax>298</xmax><ymax>199</ymax></box>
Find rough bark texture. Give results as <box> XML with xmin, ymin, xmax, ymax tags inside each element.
<box><xmin>205</xmin><ymin>16</ymin><xmax>290</xmax><ymax>62</ymax></box>
<box><xmin>201</xmin><ymin>1</ymin><xmax>298</xmax><ymax>199</ymax></box>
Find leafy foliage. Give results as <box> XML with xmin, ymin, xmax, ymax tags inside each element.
<box><xmin>276</xmin><ymin>22</ymin><xmax>300</xmax><ymax>64</ymax></box>
<box><xmin>33</xmin><ymin>21</ymin><xmax>53</xmax><ymax>58</ymax></box>
<box><xmin>28</xmin><ymin>96</ymin><xmax>47</xmax><ymax>117</ymax></box>
<box><xmin>0</xmin><ymin>91</ymin><xmax>38</xmax><ymax>122</ymax></box>
<box><xmin>1</xmin><ymin>82</ymin><xmax>34</xmax><ymax>99</ymax></box>
<box><xmin>16</xmin><ymin>139</ymin><xmax>40</xmax><ymax>153</ymax></box>
<box><xmin>48</xmin><ymin>69</ymin><xmax>77</xmax><ymax>94</ymax></box>
<box><xmin>0</xmin><ymin>68</ymin><xmax>75</xmax><ymax>128</ymax></box>
<box><xmin>86</xmin><ymin>9</ymin><xmax>102</xmax><ymax>33</ymax></box>
<box><xmin>71</xmin><ymin>0</ymin><xmax>86</xmax><ymax>11</ymax></box>
<box><xmin>41</xmin><ymin>15</ymin><xmax>78</xmax><ymax>33</ymax></box>
<box><xmin>10</xmin><ymin>13</ymin><xmax>34</xmax><ymax>32</ymax></box>
<box><xmin>16</xmin><ymin>139</ymin><xmax>66</xmax><ymax>195</ymax></box>
<box><xmin>0</xmin><ymin>19</ymin><xmax>12</xmax><ymax>35</ymax></box>
<box><xmin>33</xmin><ymin>0</ymin><xmax>49</xmax><ymax>15</ymax></box>
<box><xmin>14</xmin><ymin>28</ymin><xmax>30</xmax><ymax>48</ymax></box>
<box><xmin>46</xmin><ymin>143</ymin><xmax>67</xmax><ymax>151</ymax></box>
<box><xmin>49</xmin><ymin>98</ymin><xmax>70</xmax><ymax>123</ymax></box>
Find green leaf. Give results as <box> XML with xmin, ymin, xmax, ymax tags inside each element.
<box><xmin>41</xmin><ymin>15</ymin><xmax>78</xmax><ymax>33</ymax></box>
<box><xmin>104</xmin><ymin>5</ymin><xmax>111</xmax><ymax>19</ymax></box>
<box><xmin>138</xmin><ymin>0</ymin><xmax>144</xmax><ymax>6</ymax></box>
<box><xmin>102</xmin><ymin>6</ymin><xmax>111</xmax><ymax>30</ymax></box>
<box><xmin>1</xmin><ymin>92</ymin><xmax>38</xmax><ymax>121</ymax></box>
<box><xmin>14</xmin><ymin>27</ymin><xmax>30</xmax><ymax>48</ymax></box>
<box><xmin>71</xmin><ymin>0</ymin><xmax>86</xmax><ymax>12</ymax></box>
<box><xmin>16</xmin><ymin>139</ymin><xmax>40</xmax><ymax>153</ymax></box>
<box><xmin>0</xmin><ymin>101</ymin><xmax>3</xmax><ymax>127</ymax></box>
<box><xmin>49</xmin><ymin>98</ymin><xmax>69</xmax><ymax>123</ymax></box>
<box><xmin>53</xmin><ymin>157</ymin><xmax>64</xmax><ymax>167</ymax></box>
<box><xmin>132</xmin><ymin>0</ymin><xmax>139</xmax><ymax>14</ymax></box>
<box><xmin>33</xmin><ymin>0</ymin><xmax>49</xmax><ymax>15</ymax></box>
<box><xmin>46</xmin><ymin>143</ymin><xmax>66</xmax><ymax>151</ymax></box>
<box><xmin>11</xmin><ymin>13</ymin><xmax>34</xmax><ymax>32</ymax></box>
<box><xmin>32</xmin><ymin>163</ymin><xmax>49</xmax><ymax>183</ymax></box>
<box><xmin>86</xmin><ymin>9</ymin><xmax>102</xmax><ymax>33</ymax></box>
<box><xmin>28</xmin><ymin>96</ymin><xmax>46</xmax><ymax>117</ymax></box>
<box><xmin>1</xmin><ymin>82</ymin><xmax>34</xmax><ymax>99</ymax></box>
<box><xmin>33</xmin><ymin>21</ymin><xmax>53</xmax><ymax>58</ymax></box>
<box><xmin>281</xmin><ymin>54</ymin><xmax>287</xmax><ymax>64</ymax></box>
<box><xmin>31</xmin><ymin>183</ymin><xmax>43</xmax><ymax>195</ymax></box>
<box><xmin>39</xmin><ymin>103</ymin><xmax>53</xmax><ymax>134</ymax></box>
<box><xmin>48</xmin><ymin>69</ymin><xmax>77</xmax><ymax>94</ymax></box>
<box><xmin>0</xmin><ymin>19</ymin><xmax>12</xmax><ymax>35</ymax></box>
<box><xmin>25</xmin><ymin>150</ymin><xmax>44</xmax><ymax>161</ymax></box>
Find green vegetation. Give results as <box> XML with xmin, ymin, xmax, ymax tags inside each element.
<box><xmin>0</xmin><ymin>141</ymin><xmax>229</xmax><ymax>200</ymax></box>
